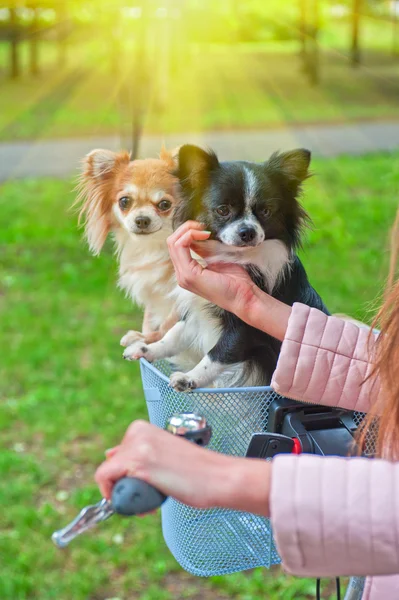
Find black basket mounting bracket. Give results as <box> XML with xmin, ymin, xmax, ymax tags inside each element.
<box><xmin>246</xmin><ymin>398</ymin><xmax>358</xmax><ymax>459</ymax></box>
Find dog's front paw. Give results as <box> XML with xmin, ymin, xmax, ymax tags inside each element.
<box><xmin>120</xmin><ymin>330</ymin><xmax>145</xmax><ymax>347</ymax></box>
<box><xmin>123</xmin><ymin>341</ymin><xmax>154</xmax><ymax>362</ymax></box>
<box><xmin>169</xmin><ymin>372</ymin><xmax>197</xmax><ymax>393</ymax></box>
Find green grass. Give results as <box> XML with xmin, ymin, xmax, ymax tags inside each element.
<box><xmin>1</xmin><ymin>151</ymin><xmax>399</xmax><ymax>599</ymax></box>
<box><xmin>1</xmin><ymin>16</ymin><xmax>399</xmax><ymax>142</ymax></box>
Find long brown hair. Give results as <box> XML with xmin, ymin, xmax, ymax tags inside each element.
<box><xmin>359</xmin><ymin>208</ymin><xmax>399</xmax><ymax>459</ymax></box>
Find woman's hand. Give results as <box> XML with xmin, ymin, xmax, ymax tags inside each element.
<box><xmin>167</xmin><ymin>221</ymin><xmax>291</xmax><ymax>341</ymax></box>
<box><xmin>95</xmin><ymin>420</ymin><xmax>272</xmax><ymax>517</ymax></box>
<box><xmin>167</xmin><ymin>221</ymin><xmax>260</xmax><ymax>319</ymax></box>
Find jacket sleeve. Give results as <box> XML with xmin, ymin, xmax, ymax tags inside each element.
<box><xmin>270</xmin><ymin>454</ymin><xmax>399</xmax><ymax>577</ymax></box>
<box><xmin>271</xmin><ymin>303</ymin><xmax>380</xmax><ymax>413</ymax></box>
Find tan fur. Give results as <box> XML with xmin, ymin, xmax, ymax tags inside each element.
<box><xmin>75</xmin><ymin>147</ymin><xmax>181</xmax><ymax>341</ymax></box>
<box><xmin>159</xmin><ymin>144</ymin><xmax>180</xmax><ymax>168</ymax></box>
<box><xmin>124</xmin><ymin>159</ymin><xmax>177</xmax><ymax>196</ymax></box>
<box><xmin>75</xmin><ymin>149</ymin><xmax>179</xmax><ymax>255</ymax></box>
<box><xmin>143</xmin><ymin>309</ymin><xmax>180</xmax><ymax>344</ymax></box>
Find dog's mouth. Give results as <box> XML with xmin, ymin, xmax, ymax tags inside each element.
<box><xmin>130</xmin><ymin>226</ymin><xmax>162</xmax><ymax>236</ymax></box>
<box><xmin>229</xmin><ymin>239</ymin><xmax>261</xmax><ymax>248</ymax></box>
<box><xmin>215</xmin><ymin>234</ymin><xmax>264</xmax><ymax>249</ymax></box>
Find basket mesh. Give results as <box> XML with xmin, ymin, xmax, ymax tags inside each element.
<box><xmin>140</xmin><ymin>359</ymin><xmax>374</xmax><ymax>577</ymax></box>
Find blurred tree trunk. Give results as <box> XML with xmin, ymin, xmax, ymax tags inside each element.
<box><xmin>299</xmin><ymin>0</ymin><xmax>320</xmax><ymax>85</ymax></box>
<box><xmin>110</xmin><ymin>3</ymin><xmax>121</xmax><ymax>77</ymax></box>
<box><xmin>117</xmin><ymin>2</ymin><xmax>152</xmax><ymax>157</ymax></box>
<box><xmin>299</xmin><ymin>0</ymin><xmax>307</xmax><ymax>57</ymax></box>
<box><xmin>309</xmin><ymin>0</ymin><xmax>320</xmax><ymax>85</ymax></box>
<box><xmin>130</xmin><ymin>5</ymin><xmax>151</xmax><ymax>159</ymax></box>
<box><xmin>29</xmin><ymin>4</ymin><xmax>39</xmax><ymax>76</ymax></box>
<box><xmin>157</xmin><ymin>5</ymin><xmax>170</xmax><ymax>110</ymax></box>
<box><xmin>393</xmin><ymin>2</ymin><xmax>398</xmax><ymax>56</ymax></box>
<box><xmin>57</xmin><ymin>3</ymin><xmax>68</xmax><ymax>70</ymax></box>
<box><xmin>9</xmin><ymin>6</ymin><xmax>20</xmax><ymax>79</ymax></box>
<box><xmin>351</xmin><ymin>0</ymin><xmax>361</xmax><ymax>67</ymax></box>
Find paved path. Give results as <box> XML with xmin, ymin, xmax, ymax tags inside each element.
<box><xmin>1</xmin><ymin>119</ymin><xmax>399</xmax><ymax>181</ymax></box>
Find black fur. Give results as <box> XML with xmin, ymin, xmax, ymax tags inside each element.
<box><xmin>206</xmin><ymin>257</ymin><xmax>329</xmax><ymax>385</ymax></box>
<box><xmin>174</xmin><ymin>145</ymin><xmax>311</xmax><ymax>248</ymax></box>
<box><xmin>174</xmin><ymin>145</ymin><xmax>329</xmax><ymax>385</ymax></box>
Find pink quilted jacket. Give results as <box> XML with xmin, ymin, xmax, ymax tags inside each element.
<box><xmin>270</xmin><ymin>304</ymin><xmax>399</xmax><ymax>600</ymax></box>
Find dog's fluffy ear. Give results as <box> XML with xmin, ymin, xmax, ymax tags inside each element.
<box><xmin>173</xmin><ymin>145</ymin><xmax>219</xmax><ymax>228</ymax></box>
<box><xmin>159</xmin><ymin>144</ymin><xmax>180</xmax><ymax>169</ymax></box>
<box><xmin>267</xmin><ymin>149</ymin><xmax>312</xmax><ymax>246</ymax></box>
<box><xmin>267</xmin><ymin>148</ymin><xmax>311</xmax><ymax>193</ymax></box>
<box><xmin>177</xmin><ymin>144</ymin><xmax>219</xmax><ymax>189</ymax></box>
<box><xmin>85</xmin><ymin>148</ymin><xmax>131</xmax><ymax>181</ymax></box>
<box><xmin>75</xmin><ymin>149</ymin><xmax>130</xmax><ymax>255</ymax></box>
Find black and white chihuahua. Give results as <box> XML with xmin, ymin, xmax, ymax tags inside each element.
<box><xmin>123</xmin><ymin>145</ymin><xmax>329</xmax><ymax>391</ymax></box>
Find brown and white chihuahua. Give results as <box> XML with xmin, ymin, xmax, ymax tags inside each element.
<box><xmin>76</xmin><ymin>147</ymin><xmax>180</xmax><ymax>346</ymax></box>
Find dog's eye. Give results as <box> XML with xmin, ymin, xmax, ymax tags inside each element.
<box><xmin>119</xmin><ymin>197</ymin><xmax>131</xmax><ymax>210</ymax></box>
<box><xmin>261</xmin><ymin>207</ymin><xmax>271</xmax><ymax>218</ymax></box>
<box><xmin>158</xmin><ymin>199</ymin><xmax>172</xmax><ymax>212</ymax></box>
<box><xmin>216</xmin><ymin>205</ymin><xmax>231</xmax><ymax>217</ymax></box>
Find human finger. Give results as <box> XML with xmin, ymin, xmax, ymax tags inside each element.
<box><xmin>105</xmin><ymin>445</ymin><xmax>121</xmax><ymax>459</ymax></box>
<box><xmin>167</xmin><ymin>221</ymin><xmax>204</xmax><ymax>246</ymax></box>
<box><xmin>175</xmin><ymin>229</ymin><xmax>211</xmax><ymax>249</ymax></box>
<box><xmin>169</xmin><ymin>230</ymin><xmax>210</xmax><ymax>282</ymax></box>
<box><xmin>191</xmin><ymin>239</ymin><xmax>224</xmax><ymax>259</ymax></box>
<box><xmin>95</xmin><ymin>454</ymin><xmax>131</xmax><ymax>500</ymax></box>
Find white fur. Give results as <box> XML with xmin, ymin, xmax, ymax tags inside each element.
<box><xmin>244</xmin><ymin>166</ymin><xmax>258</xmax><ymax>206</ymax></box>
<box><xmin>113</xmin><ymin>201</ymin><xmax>166</xmax><ymax>236</ymax></box>
<box><xmin>172</xmin><ymin>288</ymin><xmax>223</xmax><ymax>353</ymax></box>
<box><xmin>120</xmin><ymin>330</ymin><xmax>145</xmax><ymax>347</ymax></box>
<box><xmin>163</xmin><ymin>237</ymin><xmax>291</xmax><ymax>388</ymax></box>
<box><xmin>169</xmin><ymin>355</ymin><xmax>226</xmax><ymax>391</ymax></box>
<box><xmin>123</xmin><ymin>316</ymin><xmax>201</xmax><ymax>370</ymax></box>
<box><xmin>115</xmin><ymin>227</ymin><xmax>175</xmax><ymax>329</ymax></box>
<box><xmin>120</xmin><ymin>184</ymin><xmax>165</xmax><ymax>205</ymax></box>
<box><xmin>124</xmin><ymin>320</ymin><xmax>187</xmax><ymax>361</ymax></box>
<box><xmin>122</xmin><ymin>183</ymin><xmax>139</xmax><ymax>197</ymax></box>
<box><xmin>150</xmin><ymin>190</ymin><xmax>165</xmax><ymax>202</ymax></box>
<box><xmin>89</xmin><ymin>149</ymin><xmax>124</xmax><ymax>178</ymax></box>
<box><xmin>218</xmin><ymin>168</ymin><xmax>265</xmax><ymax>247</ymax></box>
<box><xmin>119</xmin><ymin>227</ymin><xmax>291</xmax><ymax>390</ymax></box>
<box><xmin>85</xmin><ymin>152</ymin><xmax>291</xmax><ymax>390</ymax></box>
<box><xmin>219</xmin><ymin>166</ymin><xmax>267</xmax><ymax>247</ymax></box>
<box><xmin>219</xmin><ymin>216</ymin><xmax>265</xmax><ymax>247</ymax></box>
<box><xmin>116</xmin><ymin>226</ymin><xmax>204</xmax><ymax>371</ymax></box>
<box><xmin>199</xmin><ymin>238</ymin><xmax>291</xmax><ymax>293</ymax></box>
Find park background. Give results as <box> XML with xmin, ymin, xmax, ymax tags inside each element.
<box><xmin>1</xmin><ymin>1</ymin><xmax>399</xmax><ymax>599</ymax></box>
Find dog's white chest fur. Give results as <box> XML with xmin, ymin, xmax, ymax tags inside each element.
<box><xmin>171</xmin><ymin>238</ymin><xmax>291</xmax><ymax>383</ymax></box>
<box><xmin>116</xmin><ymin>230</ymin><xmax>175</xmax><ymax>325</ymax></box>
<box><xmin>205</xmin><ymin>238</ymin><xmax>291</xmax><ymax>293</ymax></box>
<box><xmin>175</xmin><ymin>289</ymin><xmax>223</xmax><ymax>352</ymax></box>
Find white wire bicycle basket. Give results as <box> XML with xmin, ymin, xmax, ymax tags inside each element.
<box><xmin>140</xmin><ymin>358</ymin><xmax>371</xmax><ymax>577</ymax></box>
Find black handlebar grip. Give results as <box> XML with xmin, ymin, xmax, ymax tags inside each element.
<box><xmin>111</xmin><ymin>477</ymin><xmax>167</xmax><ymax>516</ymax></box>
<box><xmin>111</xmin><ymin>416</ymin><xmax>212</xmax><ymax>516</ymax></box>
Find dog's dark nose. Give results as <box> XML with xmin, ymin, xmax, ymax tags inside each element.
<box><xmin>238</xmin><ymin>226</ymin><xmax>256</xmax><ymax>243</ymax></box>
<box><xmin>135</xmin><ymin>216</ymin><xmax>151</xmax><ymax>230</ymax></box>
